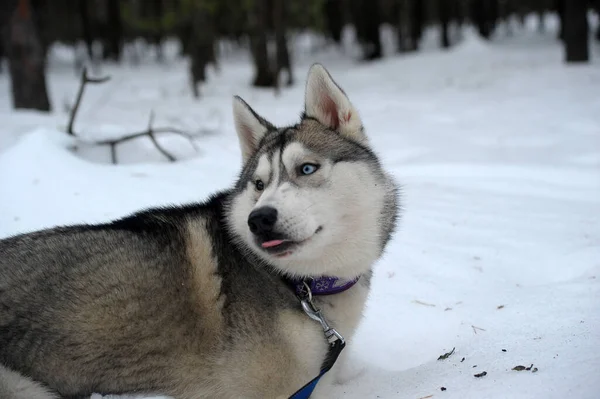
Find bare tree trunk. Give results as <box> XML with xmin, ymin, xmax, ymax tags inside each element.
<box><xmin>471</xmin><ymin>0</ymin><xmax>495</xmax><ymax>40</ymax></box>
<box><xmin>453</xmin><ymin>0</ymin><xmax>465</xmax><ymax>29</ymax></box>
<box><xmin>350</xmin><ymin>0</ymin><xmax>365</xmax><ymax>49</ymax></box>
<box><xmin>104</xmin><ymin>0</ymin><xmax>122</xmax><ymax>62</ymax></box>
<box><xmin>189</xmin><ymin>5</ymin><xmax>216</xmax><ymax>98</ymax></box>
<box><xmin>2</xmin><ymin>0</ymin><xmax>51</xmax><ymax>111</ymax></box>
<box><xmin>249</xmin><ymin>0</ymin><xmax>275</xmax><ymax>87</ymax></box>
<box><xmin>177</xmin><ymin>20</ymin><xmax>192</xmax><ymax>56</ymax></box>
<box><xmin>351</xmin><ymin>0</ymin><xmax>382</xmax><ymax>60</ymax></box>
<box><xmin>410</xmin><ymin>0</ymin><xmax>424</xmax><ymax>50</ymax></box>
<box><xmin>396</xmin><ymin>0</ymin><xmax>422</xmax><ymax>52</ymax></box>
<box><xmin>563</xmin><ymin>0</ymin><xmax>589</xmax><ymax>63</ymax></box>
<box><xmin>151</xmin><ymin>0</ymin><xmax>164</xmax><ymax>63</ymax></box>
<box><xmin>30</xmin><ymin>0</ymin><xmax>46</xmax><ymax>54</ymax></box>
<box><xmin>488</xmin><ymin>0</ymin><xmax>499</xmax><ymax>37</ymax></box>
<box><xmin>363</xmin><ymin>0</ymin><xmax>382</xmax><ymax>60</ymax></box>
<box><xmin>595</xmin><ymin>1</ymin><xmax>600</xmax><ymax>42</ymax></box>
<box><xmin>439</xmin><ymin>0</ymin><xmax>450</xmax><ymax>48</ymax></box>
<box><xmin>78</xmin><ymin>0</ymin><xmax>93</xmax><ymax>60</ymax></box>
<box><xmin>324</xmin><ymin>0</ymin><xmax>343</xmax><ymax>45</ymax></box>
<box><xmin>396</xmin><ymin>0</ymin><xmax>410</xmax><ymax>52</ymax></box>
<box><xmin>555</xmin><ymin>0</ymin><xmax>566</xmax><ymax>40</ymax></box>
<box><xmin>273</xmin><ymin>0</ymin><xmax>292</xmax><ymax>87</ymax></box>
<box><xmin>0</xmin><ymin>34</ymin><xmax>4</xmax><ymax>73</ymax></box>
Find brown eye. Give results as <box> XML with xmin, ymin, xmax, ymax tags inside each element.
<box><xmin>255</xmin><ymin>179</ymin><xmax>264</xmax><ymax>191</ymax></box>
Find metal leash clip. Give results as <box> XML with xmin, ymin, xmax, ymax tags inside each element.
<box><xmin>299</xmin><ymin>281</ymin><xmax>345</xmax><ymax>345</ymax></box>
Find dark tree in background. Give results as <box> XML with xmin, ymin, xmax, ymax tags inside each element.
<box><xmin>555</xmin><ymin>0</ymin><xmax>565</xmax><ymax>40</ymax></box>
<box><xmin>393</xmin><ymin>0</ymin><xmax>422</xmax><ymax>53</ymax></box>
<box><xmin>104</xmin><ymin>0</ymin><xmax>123</xmax><ymax>62</ymax></box>
<box><xmin>410</xmin><ymin>0</ymin><xmax>425</xmax><ymax>51</ymax></box>
<box><xmin>352</xmin><ymin>0</ymin><xmax>383</xmax><ymax>61</ymax></box>
<box><xmin>594</xmin><ymin>0</ymin><xmax>600</xmax><ymax>42</ymax></box>
<box><xmin>246</xmin><ymin>0</ymin><xmax>293</xmax><ymax>88</ymax></box>
<box><xmin>78</xmin><ymin>0</ymin><xmax>94</xmax><ymax>61</ymax></box>
<box><xmin>324</xmin><ymin>0</ymin><xmax>343</xmax><ymax>45</ymax></box>
<box><xmin>452</xmin><ymin>0</ymin><xmax>465</xmax><ymax>34</ymax></box>
<box><xmin>150</xmin><ymin>0</ymin><xmax>165</xmax><ymax>62</ymax></box>
<box><xmin>30</xmin><ymin>0</ymin><xmax>48</xmax><ymax>55</ymax></box>
<box><xmin>563</xmin><ymin>0</ymin><xmax>589</xmax><ymax>63</ymax></box>
<box><xmin>362</xmin><ymin>0</ymin><xmax>383</xmax><ymax>60</ymax></box>
<box><xmin>396</xmin><ymin>0</ymin><xmax>409</xmax><ymax>52</ymax></box>
<box><xmin>0</xmin><ymin>34</ymin><xmax>4</xmax><ymax>73</ymax></box>
<box><xmin>0</xmin><ymin>0</ymin><xmax>597</xmax><ymax>110</ymax></box>
<box><xmin>395</xmin><ymin>0</ymin><xmax>422</xmax><ymax>53</ymax></box>
<box><xmin>273</xmin><ymin>0</ymin><xmax>293</xmax><ymax>87</ymax></box>
<box><xmin>1</xmin><ymin>0</ymin><xmax>51</xmax><ymax>111</ymax></box>
<box><xmin>249</xmin><ymin>0</ymin><xmax>275</xmax><ymax>87</ymax></box>
<box><xmin>189</xmin><ymin>2</ymin><xmax>217</xmax><ymax>97</ymax></box>
<box><xmin>471</xmin><ymin>0</ymin><xmax>496</xmax><ymax>40</ymax></box>
<box><xmin>489</xmin><ymin>0</ymin><xmax>499</xmax><ymax>33</ymax></box>
<box><xmin>438</xmin><ymin>0</ymin><xmax>450</xmax><ymax>48</ymax></box>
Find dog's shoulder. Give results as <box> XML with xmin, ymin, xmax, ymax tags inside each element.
<box><xmin>99</xmin><ymin>189</ymin><xmax>232</xmax><ymax>235</ymax></box>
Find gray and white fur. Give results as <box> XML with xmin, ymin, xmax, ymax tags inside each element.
<box><xmin>0</xmin><ymin>64</ymin><xmax>399</xmax><ymax>399</ymax></box>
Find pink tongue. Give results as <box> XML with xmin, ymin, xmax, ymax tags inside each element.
<box><xmin>262</xmin><ymin>239</ymin><xmax>285</xmax><ymax>248</ymax></box>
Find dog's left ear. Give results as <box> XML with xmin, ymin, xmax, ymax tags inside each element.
<box><xmin>232</xmin><ymin>96</ymin><xmax>272</xmax><ymax>164</ymax></box>
<box><xmin>304</xmin><ymin>64</ymin><xmax>366</xmax><ymax>144</ymax></box>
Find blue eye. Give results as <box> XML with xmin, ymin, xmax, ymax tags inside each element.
<box><xmin>300</xmin><ymin>163</ymin><xmax>319</xmax><ymax>175</ymax></box>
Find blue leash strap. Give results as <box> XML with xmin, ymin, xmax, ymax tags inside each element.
<box><xmin>288</xmin><ymin>339</ymin><xmax>346</xmax><ymax>399</ymax></box>
<box><xmin>287</xmin><ymin>280</ymin><xmax>347</xmax><ymax>399</ymax></box>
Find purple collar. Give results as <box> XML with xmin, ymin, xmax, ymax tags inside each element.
<box><xmin>288</xmin><ymin>276</ymin><xmax>360</xmax><ymax>296</ymax></box>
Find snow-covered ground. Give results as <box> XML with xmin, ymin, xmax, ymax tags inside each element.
<box><xmin>1</xmin><ymin>19</ymin><xmax>599</xmax><ymax>399</ymax></box>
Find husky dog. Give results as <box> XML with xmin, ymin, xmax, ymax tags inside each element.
<box><xmin>0</xmin><ymin>64</ymin><xmax>399</xmax><ymax>399</ymax></box>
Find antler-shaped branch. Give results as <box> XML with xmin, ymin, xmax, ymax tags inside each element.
<box><xmin>66</xmin><ymin>67</ymin><xmax>214</xmax><ymax>164</ymax></box>
<box><xmin>67</xmin><ymin>68</ymin><xmax>110</xmax><ymax>135</ymax></box>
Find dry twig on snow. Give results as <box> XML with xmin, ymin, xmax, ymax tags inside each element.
<box><xmin>66</xmin><ymin>67</ymin><xmax>214</xmax><ymax>164</ymax></box>
<box><xmin>67</xmin><ymin>68</ymin><xmax>110</xmax><ymax>136</ymax></box>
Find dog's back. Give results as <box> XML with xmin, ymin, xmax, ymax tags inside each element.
<box><xmin>0</xmin><ymin>204</ymin><xmax>225</xmax><ymax>397</ymax></box>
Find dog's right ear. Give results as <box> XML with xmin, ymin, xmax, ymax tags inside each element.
<box><xmin>232</xmin><ymin>96</ymin><xmax>271</xmax><ymax>164</ymax></box>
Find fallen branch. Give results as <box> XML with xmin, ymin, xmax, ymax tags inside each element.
<box><xmin>147</xmin><ymin>111</ymin><xmax>174</xmax><ymax>161</ymax></box>
<box><xmin>67</xmin><ymin>67</ymin><xmax>110</xmax><ymax>135</ymax></box>
<box><xmin>66</xmin><ymin>67</ymin><xmax>213</xmax><ymax>164</ymax></box>
<box><xmin>91</xmin><ymin>112</ymin><xmax>205</xmax><ymax>164</ymax></box>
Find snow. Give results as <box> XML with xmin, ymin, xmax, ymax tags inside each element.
<box><xmin>1</xmin><ymin>19</ymin><xmax>600</xmax><ymax>399</ymax></box>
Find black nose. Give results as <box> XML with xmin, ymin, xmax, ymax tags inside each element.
<box><xmin>248</xmin><ymin>206</ymin><xmax>278</xmax><ymax>235</ymax></box>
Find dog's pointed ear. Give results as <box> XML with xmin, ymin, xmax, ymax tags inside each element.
<box><xmin>304</xmin><ymin>64</ymin><xmax>366</xmax><ymax>144</ymax></box>
<box><xmin>232</xmin><ymin>96</ymin><xmax>271</xmax><ymax>163</ymax></box>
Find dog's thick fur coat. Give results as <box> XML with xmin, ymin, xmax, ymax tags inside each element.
<box><xmin>0</xmin><ymin>64</ymin><xmax>399</xmax><ymax>399</ymax></box>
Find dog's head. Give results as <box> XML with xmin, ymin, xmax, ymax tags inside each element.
<box><xmin>226</xmin><ymin>64</ymin><xmax>398</xmax><ymax>279</ymax></box>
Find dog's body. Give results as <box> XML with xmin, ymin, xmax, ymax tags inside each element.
<box><xmin>0</xmin><ymin>65</ymin><xmax>399</xmax><ymax>399</ymax></box>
